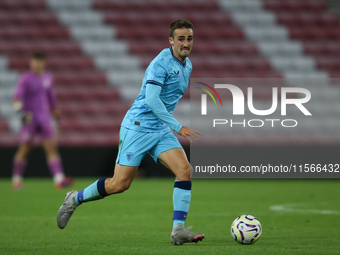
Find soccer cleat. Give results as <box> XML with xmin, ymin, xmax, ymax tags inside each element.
<box><xmin>12</xmin><ymin>180</ymin><xmax>23</xmax><ymax>190</ymax></box>
<box><xmin>55</xmin><ymin>176</ymin><xmax>74</xmax><ymax>190</ymax></box>
<box><xmin>171</xmin><ymin>224</ymin><xmax>205</xmax><ymax>245</ymax></box>
<box><xmin>57</xmin><ymin>190</ymin><xmax>78</xmax><ymax>229</ymax></box>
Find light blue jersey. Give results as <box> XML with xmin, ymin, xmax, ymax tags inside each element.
<box><xmin>121</xmin><ymin>47</ymin><xmax>192</xmax><ymax>133</ymax></box>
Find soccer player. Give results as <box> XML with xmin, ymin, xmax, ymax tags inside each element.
<box><xmin>12</xmin><ymin>52</ymin><xmax>73</xmax><ymax>190</ymax></box>
<box><xmin>57</xmin><ymin>20</ymin><xmax>204</xmax><ymax>245</ymax></box>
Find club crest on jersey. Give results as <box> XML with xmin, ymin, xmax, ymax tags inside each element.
<box><xmin>126</xmin><ymin>152</ymin><xmax>133</xmax><ymax>161</ymax></box>
<box><xmin>43</xmin><ymin>79</ymin><xmax>51</xmax><ymax>88</ymax></box>
<box><xmin>174</xmin><ymin>71</ymin><xmax>179</xmax><ymax>75</ymax></box>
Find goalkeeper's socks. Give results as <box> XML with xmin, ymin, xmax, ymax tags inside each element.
<box><xmin>172</xmin><ymin>180</ymin><xmax>191</xmax><ymax>228</ymax></box>
<box><xmin>47</xmin><ymin>158</ymin><xmax>64</xmax><ymax>182</ymax></box>
<box><xmin>75</xmin><ymin>177</ymin><xmax>108</xmax><ymax>205</ymax></box>
<box><xmin>12</xmin><ymin>158</ymin><xmax>27</xmax><ymax>178</ymax></box>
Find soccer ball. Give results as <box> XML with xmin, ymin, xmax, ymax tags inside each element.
<box><xmin>231</xmin><ymin>215</ymin><xmax>262</xmax><ymax>245</ymax></box>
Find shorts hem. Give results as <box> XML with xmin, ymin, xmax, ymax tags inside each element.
<box><xmin>115</xmin><ymin>161</ymin><xmax>141</xmax><ymax>167</ymax></box>
<box><xmin>153</xmin><ymin>145</ymin><xmax>183</xmax><ymax>164</ymax></box>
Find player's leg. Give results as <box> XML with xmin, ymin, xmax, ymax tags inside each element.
<box><xmin>155</xmin><ymin>134</ymin><xmax>192</xmax><ymax>228</ymax></box>
<box><xmin>103</xmin><ymin>164</ymin><xmax>139</xmax><ymax>194</ymax></box>
<box><xmin>57</xmin><ymin>164</ymin><xmax>138</xmax><ymax>229</ymax></box>
<box><xmin>157</xmin><ymin>148</ymin><xmax>192</xmax><ymax>221</ymax></box>
<box><xmin>12</xmin><ymin>123</ymin><xmax>35</xmax><ymax>189</ymax></box>
<box><xmin>42</xmin><ymin>138</ymin><xmax>73</xmax><ymax>188</ymax></box>
<box><xmin>158</xmin><ymin>147</ymin><xmax>192</xmax><ymax>180</ymax></box>
<box><xmin>158</xmin><ymin>148</ymin><xmax>204</xmax><ymax>244</ymax></box>
<box><xmin>12</xmin><ymin>142</ymin><xmax>31</xmax><ymax>189</ymax></box>
<box><xmin>57</xmin><ymin>127</ymin><xmax>147</xmax><ymax>229</ymax></box>
<box><xmin>158</xmin><ymin>148</ymin><xmax>192</xmax><ymax>228</ymax></box>
<box><xmin>152</xmin><ymin>132</ymin><xmax>204</xmax><ymax>244</ymax></box>
<box><xmin>75</xmin><ymin>163</ymin><xmax>138</xmax><ymax>204</ymax></box>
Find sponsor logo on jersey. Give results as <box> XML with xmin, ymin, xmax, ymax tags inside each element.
<box><xmin>126</xmin><ymin>152</ymin><xmax>133</xmax><ymax>161</ymax></box>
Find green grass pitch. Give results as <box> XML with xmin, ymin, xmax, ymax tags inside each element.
<box><xmin>1</xmin><ymin>178</ymin><xmax>340</xmax><ymax>255</ymax></box>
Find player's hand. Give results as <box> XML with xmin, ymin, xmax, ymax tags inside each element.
<box><xmin>13</xmin><ymin>100</ymin><xmax>23</xmax><ymax>112</ymax></box>
<box><xmin>178</xmin><ymin>126</ymin><xmax>202</xmax><ymax>142</ymax></box>
<box><xmin>52</xmin><ymin>109</ymin><xmax>61</xmax><ymax>133</ymax></box>
<box><xmin>22</xmin><ymin>112</ymin><xmax>32</xmax><ymax>125</ymax></box>
<box><xmin>55</xmin><ymin>119</ymin><xmax>61</xmax><ymax>134</ymax></box>
<box><xmin>52</xmin><ymin>109</ymin><xmax>61</xmax><ymax>119</ymax></box>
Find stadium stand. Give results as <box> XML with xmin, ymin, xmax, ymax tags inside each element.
<box><xmin>326</xmin><ymin>0</ymin><xmax>340</xmax><ymax>16</ymax></box>
<box><xmin>214</xmin><ymin>0</ymin><xmax>340</xmax><ymax>144</ymax></box>
<box><xmin>93</xmin><ymin>0</ymin><xmax>281</xmax><ymax>79</ymax></box>
<box><xmin>0</xmin><ymin>0</ymin><xmax>129</xmax><ymax>146</ymax></box>
<box><xmin>0</xmin><ymin>0</ymin><xmax>340</xmax><ymax>147</ymax></box>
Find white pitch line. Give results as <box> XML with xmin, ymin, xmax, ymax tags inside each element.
<box><xmin>270</xmin><ymin>201</ymin><xmax>340</xmax><ymax>215</ymax></box>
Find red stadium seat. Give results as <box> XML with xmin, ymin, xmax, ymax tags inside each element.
<box><xmin>60</xmin><ymin>117</ymin><xmax>122</xmax><ymax>133</ymax></box>
<box><xmin>0</xmin><ymin>12</ymin><xmax>59</xmax><ymax>27</ymax></box>
<box><xmin>0</xmin><ymin>119</ymin><xmax>9</xmax><ymax>132</ymax></box>
<box><xmin>304</xmin><ymin>42</ymin><xmax>340</xmax><ymax>57</ymax></box>
<box><xmin>263</xmin><ymin>0</ymin><xmax>325</xmax><ymax>13</ymax></box>
<box><xmin>325</xmin><ymin>43</ymin><xmax>340</xmax><ymax>56</ymax></box>
<box><xmin>48</xmin><ymin>57</ymin><xmax>94</xmax><ymax>71</ymax></box>
<box><xmin>9</xmin><ymin>56</ymin><xmax>94</xmax><ymax>72</ymax></box>
<box><xmin>0</xmin><ymin>0</ymin><xmax>46</xmax><ymax>11</ymax></box>
<box><xmin>94</xmin><ymin>0</ymin><xmax>219</xmax><ymax>13</ymax></box>
<box><xmin>57</xmin><ymin>87</ymin><xmax>120</xmax><ymax>103</ymax></box>
<box><xmin>0</xmin><ymin>0</ymin><xmax>127</xmax><ymax>147</ymax></box>
<box><xmin>0</xmin><ymin>133</ymin><xmax>18</xmax><ymax>147</ymax></box>
<box><xmin>0</xmin><ymin>27</ymin><xmax>69</xmax><ymax>41</ymax></box>
<box><xmin>316</xmin><ymin>57</ymin><xmax>340</xmax><ymax>73</ymax></box>
<box><xmin>60</xmin><ymin>101</ymin><xmax>129</xmax><ymax>118</ymax></box>
<box><xmin>0</xmin><ymin>41</ymin><xmax>83</xmax><ymax>57</ymax></box>
<box><xmin>54</xmin><ymin>72</ymin><xmax>107</xmax><ymax>87</ymax></box>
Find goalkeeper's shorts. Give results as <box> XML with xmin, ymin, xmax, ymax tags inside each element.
<box><xmin>19</xmin><ymin>119</ymin><xmax>54</xmax><ymax>144</ymax></box>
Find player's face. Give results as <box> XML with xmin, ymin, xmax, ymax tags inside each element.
<box><xmin>169</xmin><ymin>28</ymin><xmax>193</xmax><ymax>62</ymax></box>
<box><xmin>30</xmin><ymin>58</ymin><xmax>45</xmax><ymax>75</ymax></box>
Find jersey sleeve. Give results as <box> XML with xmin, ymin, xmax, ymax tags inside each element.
<box><xmin>47</xmin><ymin>77</ymin><xmax>58</xmax><ymax>110</ymax></box>
<box><xmin>144</xmin><ymin>84</ymin><xmax>182</xmax><ymax>133</ymax></box>
<box><xmin>145</xmin><ymin>61</ymin><xmax>167</xmax><ymax>87</ymax></box>
<box><xmin>13</xmin><ymin>74</ymin><xmax>26</xmax><ymax>101</ymax></box>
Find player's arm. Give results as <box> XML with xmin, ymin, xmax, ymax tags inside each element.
<box><xmin>13</xmin><ymin>75</ymin><xmax>25</xmax><ymax>111</ymax></box>
<box><xmin>47</xmin><ymin>77</ymin><xmax>59</xmax><ymax>117</ymax></box>
<box><xmin>47</xmin><ymin>77</ymin><xmax>61</xmax><ymax>132</ymax></box>
<box><xmin>12</xmin><ymin>99</ymin><xmax>23</xmax><ymax>112</ymax></box>
<box><xmin>13</xmin><ymin>75</ymin><xmax>32</xmax><ymax>124</ymax></box>
<box><xmin>144</xmin><ymin>84</ymin><xmax>201</xmax><ymax>142</ymax></box>
<box><xmin>177</xmin><ymin>126</ymin><xmax>201</xmax><ymax>142</ymax></box>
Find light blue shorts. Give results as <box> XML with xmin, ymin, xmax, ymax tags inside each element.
<box><xmin>116</xmin><ymin>126</ymin><xmax>183</xmax><ymax>166</ymax></box>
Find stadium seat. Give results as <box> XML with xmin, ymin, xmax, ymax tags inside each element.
<box><xmin>56</xmin><ymin>87</ymin><xmax>120</xmax><ymax>102</ymax></box>
<box><xmin>0</xmin><ymin>0</ymin><xmax>46</xmax><ymax>11</ymax></box>
<box><xmin>0</xmin><ymin>42</ymin><xmax>75</xmax><ymax>57</ymax></box>
<box><xmin>9</xmin><ymin>57</ymin><xmax>94</xmax><ymax>72</ymax></box>
<box><xmin>277</xmin><ymin>13</ymin><xmax>338</xmax><ymax>28</ymax></box>
<box><xmin>0</xmin><ymin>119</ymin><xmax>9</xmax><ymax>132</ymax></box>
<box><xmin>0</xmin><ymin>12</ymin><xmax>59</xmax><ymax>27</ymax></box>
<box><xmin>263</xmin><ymin>0</ymin><xmax>326</xmax><ymax>13</ymax></box>
<box><xmin>5</xmin><ymin>0</ymin><xmax>338</xmax><ymax>146</ymax></box>
<box><xmin>0</xmin><ymin>0</ymin><xmax>128</xmax><ymax>147</ymax></box>
<box><xmin>265</xmin><ymin>0</ymin><xmax>340</xmax><ymax>79</ymax></box>
<box><xmin>93</xmin><ymin>0</ymin><xmax>219</xmax><ymax>13</ymax></box>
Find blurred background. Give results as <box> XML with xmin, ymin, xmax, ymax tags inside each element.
<box><xmin>0</xmin><ymin>0</ymin><xmax>340</xmax><ymax>177</ymax></box>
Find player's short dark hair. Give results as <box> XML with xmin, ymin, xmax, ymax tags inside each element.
<box><xmin>169</xmin><ymin>20</ymin><xmax>193</xmax><ymax>38</ymax></box>
<box><xmin>31</xmin><ymin>52</ymin><xmax>46</xmax><ymax>60</ymax></box>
